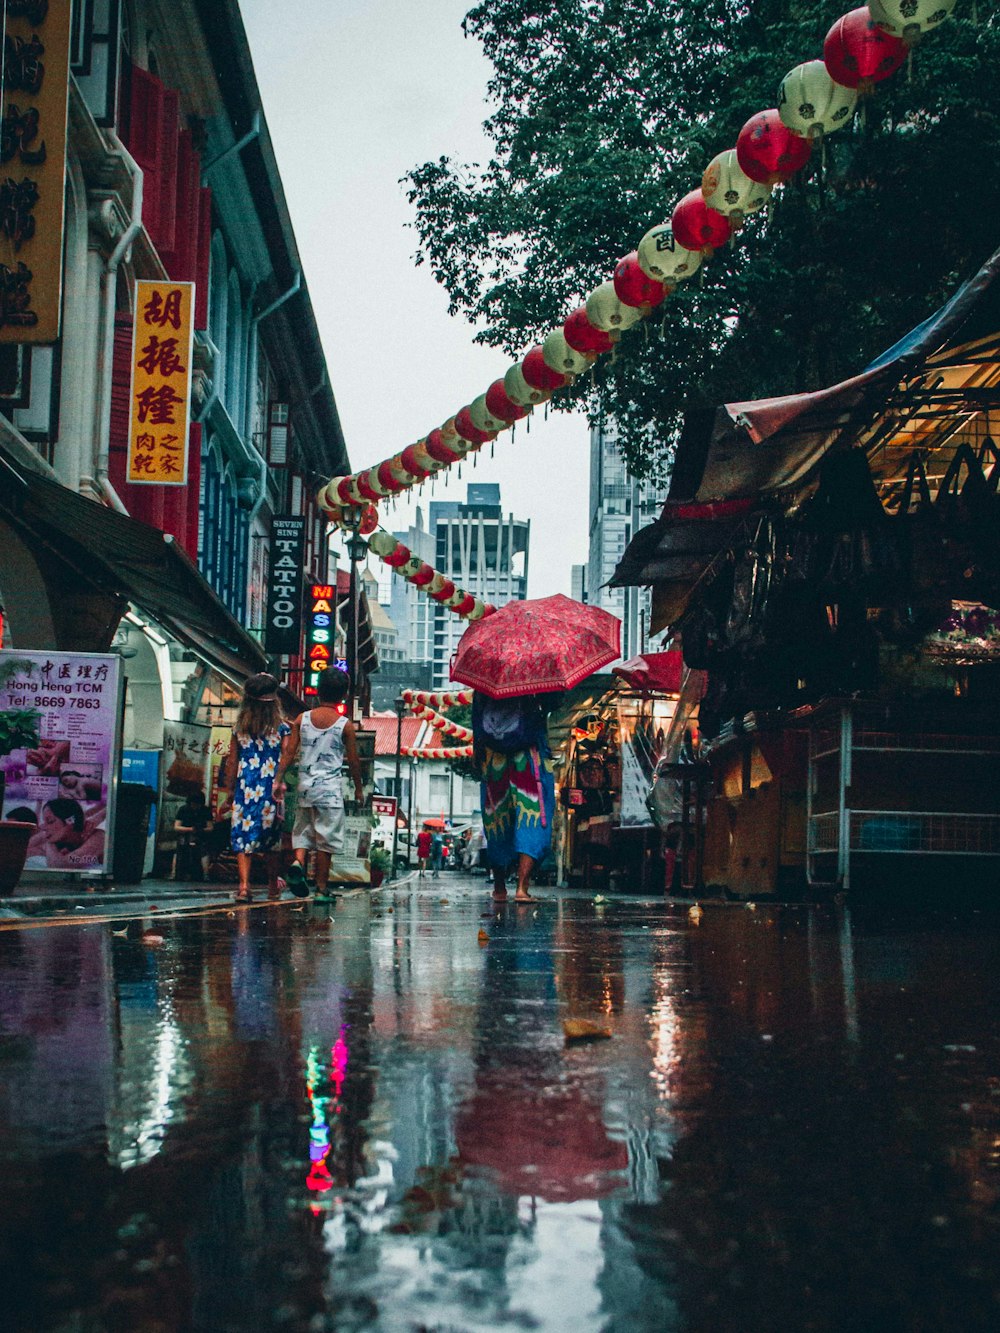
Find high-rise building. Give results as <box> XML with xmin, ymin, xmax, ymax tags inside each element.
<box><xmin>430</xmin><ymin>484</ymin><xmax>529</xmax><ymax>688</ymax></box>
<box><xmin>387</xmin><ymin>506</ymin><xmax>436</xmax><ymax>669</ymax></box>
<box><xmin>587</xmin><ymin>421</ymin><xmax>667</xmax><ymax>662</ymax></box>
<box><xmin>571</xmin><ymin>564</ymin><xmax>588</xmax><ymax>604</ymax></box>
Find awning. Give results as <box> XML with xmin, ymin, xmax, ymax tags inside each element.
<box><xmin>0</xmin><ymin>458</ymin><xmax>268</xmax><ymax>682</ymax></box>
<box><xmin>612</xmin><ymin>650</ymin><xmax>684</xmax><ymax>695</ymax></box>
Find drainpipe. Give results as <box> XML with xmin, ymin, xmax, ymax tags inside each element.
<box><xmin>91</xmin><ymin>131</ymin><xmax>144</xmax><ymax>514</ymax></box>
<box><xmin>201</xmin><ymin>112</ymin><xmax>261</xmax><ymax>176</ymax></box>
<box><xmin>243</xmin><ymin>273</ymin><xmax>300</xmax><ymax>517</ymax></box>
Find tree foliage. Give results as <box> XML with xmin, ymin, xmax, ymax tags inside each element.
<box><xmin>404</xmin><ymin>0</ymin><xmax>1000</xmax><ymax>478</ymax></box>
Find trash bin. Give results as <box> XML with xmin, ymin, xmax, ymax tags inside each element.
<box><xmin>113</xmin><ymin>782</ymin><xmax>157</xmax><ymax>884</ymax></box>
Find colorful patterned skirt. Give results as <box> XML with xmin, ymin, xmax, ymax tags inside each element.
<box><xmin>481</xmin><ymin>746</ymin><xmax>555</xmax><ymax>868</ymax></box>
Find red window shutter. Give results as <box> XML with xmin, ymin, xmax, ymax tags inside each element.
<box><xmin>162</xmin><ymin>128</ymin><xmax>199</xmax><ymax>281</ymax></box>
<box><xmin>154</xmin><ymin>87</ymin><xmax>180</xmax><ymax>253</ymax></box>
<box><xmin>194</xmin><ymin>187</ymin><xmax>212</xmax><ymax>329</ymax></box>
<box><xmin>106</xmin><ymin>315</ymin><xmax>134</xmax><ymax>495</ymax></box>
<box><xmin>127</xmin><ymin>66</ymin><xmax>164</xmax><ymax>242</ymax></box>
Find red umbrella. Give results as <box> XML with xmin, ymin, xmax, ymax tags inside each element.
<box><xmin>451</xmin><ymin>594</ymin><xmax>621</xmax><ymax>699</ymax></box>
<box><xmin>612</xmin><ymin>650</ymin><xmax>684</xmax><ymax>695</ymax></box>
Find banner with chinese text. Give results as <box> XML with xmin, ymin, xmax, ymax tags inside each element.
<box><xmin>0</xmin><ymin>0</ymin><xmax>73</xmax><ymax>343</ymax></box>
<box><xmin>0</xmin><ymin>649</ymin><xmax>123</xmax><ymax>876</ymax></box>
<box><xmin>127</xmin><ymin>280</ymin><xmax>195</xmax><ymax>485</ymax></box>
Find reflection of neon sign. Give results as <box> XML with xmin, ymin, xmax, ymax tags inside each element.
<box><xmin>304</xmin><ymin>1026</ymin><xmax>350</xmax><ymax>1201</ymax></box>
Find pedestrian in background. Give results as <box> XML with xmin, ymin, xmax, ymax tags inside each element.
<box><xmin>430</xmin><ymin>830</ymin><xmax>444</xmax><ymax>878</ymax></box>
<box><xmin>416</xmin><ymin>827</ymin><xmax>432</xmax><ymax>877</ymax></box>
<box><xmin>472</xmin><ymin>692</ymin><xmax>558</xmax><ymax>904</ymax></box>
<box><xmin>275</xmin><ymin>667</ymin><xmax>363</xmax><ymax>900</ymax></box>
<box><xmin>219</xmin><ymin>673</ymin><xmax>288</xmax><ymax>904</ymax></box>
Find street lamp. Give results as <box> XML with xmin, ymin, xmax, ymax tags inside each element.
<box><xmin>339</xmin><ymin>504</ymin><xmax>368</xmax><ymax>715</ymax></box>
<box><xmin>392</xmin><ymin>695</ymin><xmax>406</xmax><ymax>879</ymax></box>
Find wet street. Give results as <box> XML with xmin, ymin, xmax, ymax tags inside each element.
<box><xmin>2</xmin><ymin>877</ymin><xmax>1000</xmax><ymax>1332</ymax></box>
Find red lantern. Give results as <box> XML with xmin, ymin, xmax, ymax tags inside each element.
<box><xmin>410</xmin><ymin>563</ymin><xmax>434</xmax><ymax>587</ymax></box>
<box><xmin>336</xmin><ymin>476</ymin><xmax>358</xmax><ymax>504</ymax></box>
<box><xmin>430</xmin><ymin>579</ymin><xmax>457</xmax><ymax>603</ymax></box>
<box><xmin>823</xmin><ymin>7</ymin><xmax>906</xmax><ymax>93</ymax></box>
<box><xmin>454</xmin><ymin>593</ymin><xmax>476</xmax><ymax>616</ymax></box>
<box><xmin>359</xmin><ymin>504</ymin><xmax>379</xmax><ymax>535</ymax></box>
<box><xmin>384</xmin><ymin>542</ymin><xmax>411</xmax><ymax>568</ymax></box>
<box><xmin>671</xmin><ymin>191</ymin><xmax>732</xmax><ymax>256</ymax></box>
<box><xmin>376</xmin><ymin>460</ymin><xmax>404</xmax><ymax>494</ymax></box>
<box><xmin>425</xmin><ymin>428</ymin><xmax>462</xmax><ymax>464</ymax></box>
<box><xmin>563</xmin><ymin>306</ymin><xmax>614</xmax><ymax>356</ymax></box>
<box><xmin>485</xmin><ymin>378</ymin><xmax>529</xmax><ymax>423</ymax></box>
<box><xmin>454</xmin><ymin>405</ymin><xmax>494</xmax><ymax>446</ymax></box>
<box><xmin>355</xmin><ymin>470</ymin><xmax>381</xmax><ymax>503</ymax></box>
<box><xmin>613</xmin><ymin>252</ymin><xmax>666</xmax><ymax>310</ymax></box>
<box><xmin>736</xmin><ymin>109</ymin><xmax>812</xmax><ymax>186</ymax></box>
<box><xmin>400</xmin><ymin>444</ymin><xmax>431</xmax><ymax>480</ymax></box>
<box><xmin>521</xmin><ymin>345</ymin><xmax>568</xmax><ymax>392</ymax></box>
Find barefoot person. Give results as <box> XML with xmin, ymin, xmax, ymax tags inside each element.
<box><xmin>219</xmin><ymin>673</ymin><xmax>288</xmax><ymax>904</ymax></box>
<box><xmin>275</xmin><ymin>668</ymin><xmax>363</xmax><ymax>900</ymax></box>
<box><xmin>472</xmin><ymin>692</ymin><xmax>558</xmax><ymax>904</ymax></box>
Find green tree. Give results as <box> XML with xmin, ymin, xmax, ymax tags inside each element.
<box><xmin>405</xmin><ymin>0</ymin><xmax>1000</xmax><ymax>478</ymax></box>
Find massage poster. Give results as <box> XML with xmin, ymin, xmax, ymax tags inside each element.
<box><xmin>0</xmin><ymin>650</ymin><xmax>123</xmax><ymax>876</ymax></box>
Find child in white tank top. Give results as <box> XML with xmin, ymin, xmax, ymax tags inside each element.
<box><xmin>274</xmin><ymin>668</ymin><xmax>363</xmax><ymax>897</ymax></box>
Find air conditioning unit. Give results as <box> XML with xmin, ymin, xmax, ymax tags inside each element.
<box><xmin>268</xmin><ymin>401</ymin><xmax>290</xmax><ymax>466</ymax></box>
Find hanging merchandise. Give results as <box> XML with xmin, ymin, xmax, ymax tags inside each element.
<box><xmin>670</xmin><ymin>190</ymin><xmax>733</xmax><ymax>256</ymax></box>
<box><xmin>735</xmin><ymin>108</ymin><xmax>813</xmax><ymax>185</ymax></box>
<box><xmin>612</xmin><ymin>252</ymin><xmax>667</xmax><ymax>310</ymax></box>
<box><xmin>563</xmin><ymin>305</ymin><xmax>615</xmax><ymax>355</ymax></box>
<box><xmin>635</xmin><ymin>224</ymin><xmax>702</xmax><ymax>287</ymax></box>
<box><xmin>701</xmin><ymin>149</ymin><xmax>772</xmax><ymax>228</ymax></box>
<box><xmin>542</xmin><ymin>329</ymin><xmax>592</xmax><ymax>376</ymax></box>
<box><xmin>585</xmin><ymin>281</ymin><xmax>645</xmax><ymax>333</ymax></box>
<box><xmin>868</xmin><ymin>0</ymin><xmax>957</xmax><ymax>43</ymax></box>
<box><xmin>777</xmin><ymin>60</ymin><xmax>858</xmax><ymax>139</ymax></box>
<box><xmin>823</xmin><ymin>7</ymin><xmax>907</xmax><ymax>92</ymax></box>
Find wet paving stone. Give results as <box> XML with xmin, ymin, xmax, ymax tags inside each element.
<box><xmin>1</xmin><ymin>879</ymin><xmax>1000</xmax><ymax>1330</ymax></box>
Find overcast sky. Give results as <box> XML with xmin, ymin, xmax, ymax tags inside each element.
<box><xmin>240</xmin><ymin>0</ymin><xmax>590</xmax><ymax>600</ymax></box>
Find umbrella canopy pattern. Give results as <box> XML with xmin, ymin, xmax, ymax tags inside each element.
<box><xmin>451</xmin><ymin>594</ymin><xmax>622</xmax><ymax>699</ymax></box>
<box><xmin>612</xmin><ymin>650</ymin><xmax>684</xmax><ymax>695</ymax></box>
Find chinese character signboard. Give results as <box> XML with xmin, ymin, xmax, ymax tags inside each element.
<box><xmin>264</xmin><ymin>517</ymin><xmax>305</xmax><ymax>655</ymax></box>
<box><xmin>0</xmin><ymin>649</ymin><xmax>123</xmax><ymax>876</ymax></box>
<box><xmin>0</xmin><ymin>0</ymin><xmax>72</xmax><ymax>342</ymax></box>
<box><xmin>127</xmin><ymin>279</ymin><xmax>195</xmax><ymax>484</ymax></box>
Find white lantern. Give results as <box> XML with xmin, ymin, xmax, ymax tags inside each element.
<box><xmin>868</xmin><ymin>0</ymin><xmax>956</xmax><ymax>42</ymax></box>
<box><xmin>465</xmin><ymin>599</ymin><xmax>487</xmax><ymax>621</ymax></box>
<box><xmin>542</xmin><ymin>329</ymin><xmax>591</xmax><ymax>376</ymax></box>
<box><xmin>701</xmin><ymin>149</ymin><xmax>772</xmax><ymax>226</ymax></box>
<box><xmin>469</xmin><ymin>393</ymin><xmax>509</xmax><ymax>435</ymax></box>
<box><xmin>504</xmin><ymin>362</ymin><xmax>550</xmax><ymax>407</ymax></box>
<box><xmin>778</xmin><ymin>60</ymin><xmax>857</xmax><ymax>138</ymax></box>
<box><xmin>368</xmin><ymin>529</ymin><xmax>398</xmax><ymax>559</ymax></box>
<box><xmin>318</xmin><ymin>482</ymin><xmax>339</xmax><ymax>513</ymax></box>
<box><xmin>636</xmin><ymin>224</ymin><xmax>702</xmax><ymax>286</ymax></box>
<box><xmin>445</xmin><ymin>587</ymin><xmax>467</xmax><ymax>609</ymax></box>
<box><xmin>585</xmin><ymin>281</ymin><xmax>644</xmax><ymax>333</ymax></box>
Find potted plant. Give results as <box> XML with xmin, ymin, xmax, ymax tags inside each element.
<box><xmin>369</xmin><ymin>844</ymin><xmax>392</xmax><ymax>889</ymax></box>
<box><xmin>0</xmin><ymin>657</ymin><xmax>41</xmax><ymax>895</ymax></box>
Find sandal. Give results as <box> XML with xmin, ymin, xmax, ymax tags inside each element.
<box><xmin>235</xmin><ymin>888</ymin><xmax>252</xmax><ymax>904</ymax></box>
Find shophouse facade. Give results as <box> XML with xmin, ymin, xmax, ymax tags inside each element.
<box><xmin>0</xmin><ymin>0</ymin><xmax>349</xmax><ymax>754</ymax></box>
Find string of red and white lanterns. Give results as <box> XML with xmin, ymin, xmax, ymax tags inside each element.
<box><xmin>406</xmin><ymin>700</ymin><xmax>474</xmax><ymax>742</ymax></box>
<box><xmin>402</xmin><ymin>688</ymin><xmax>475</xmax><ymax>710</ymax></box>
<box><xmin>367</xmin><ymin>528</ymin><xmax>497</xmax><ymax>621</ymax></box>
<box><xmin>316</xmin><ymin>0</ymin><xmax>957</xmax><ymax>531</ymax></box>
<box><xmin>401</xmin><ymin>744</ymin><xmax>474</xmax><ymax>760</ymax></box>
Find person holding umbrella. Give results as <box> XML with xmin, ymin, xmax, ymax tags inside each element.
<box><xmin>454</xmin><ymin>594</ymin><xmax>622</xmax><ymax>905</ymax></box>
<box><xmin>472</xmin><ymin>692</ymin><xmax>557</xmax><ymax>903</ymax></box>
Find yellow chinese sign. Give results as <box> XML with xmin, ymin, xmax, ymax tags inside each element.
<box><xmin>0</xmin><ymin>0</ymin><xmax>73</xmax><ymax>343</ymax></box>
<box><xmin>127</xmin><ymin>280</ymin><xmax>195</xmax><ymax>485</ymax></box>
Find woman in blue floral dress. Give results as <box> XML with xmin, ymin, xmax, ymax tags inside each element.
<box><xmin>219</xmin><ymin>673</ymin><xmax>289</xmax><ymax>902</ymax></box>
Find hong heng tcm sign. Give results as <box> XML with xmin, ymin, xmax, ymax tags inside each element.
<box><xmin>0</xmin><ymin>0</ymin><xmax>73</xmax><ymax>343</ymax></box>
<box><xmin>264</xmin><ymin>517</ymin><xmax>305</xmax><ymax>655</ymax></box>
<box><xmin>126</xmin><ymin>280</ymin><xmax>195</xmax><ymax>484</ymax></box>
